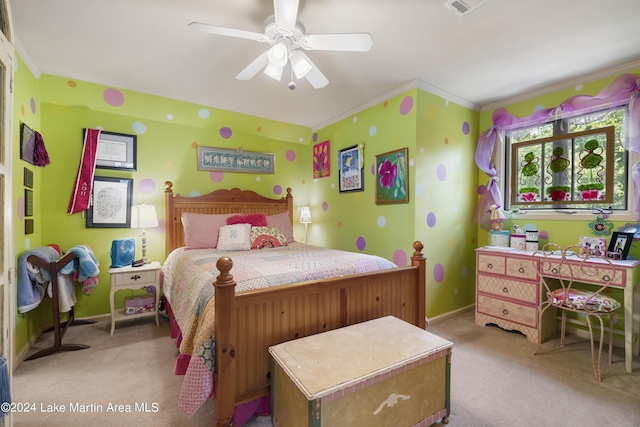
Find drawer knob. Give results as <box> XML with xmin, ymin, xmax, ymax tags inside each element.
<box><xmin>487</xmin><ymin>263</ymin><xmax>493</xmax><ymax>269</ymax></box>
<box><xmin>130</xmin><ymin>275</ymin><xmax>141</xmax><ymax>281</ymax></box>
<box><xmin>551</xmin><ymin>268</ymin><xmax>559</xmax><ymax>274</ymax></box>
<box><xmin>502</xmin><ymin>287</ymin><xmax>509</xmax><ymax>293</ymax></box>
<box><xmin>502</xmin><ymin>309</ymin><xmax>509</xmax><ymax>315</ymax></box>
<box><xmin>519</xmin><ymin>267</ymin><xmax>525</xmax><ymax>273</ymax></box>
<box><xmin>602</xmin><ymin>274</ymin><xmax>611</xmax><ymax>282</ymax></box>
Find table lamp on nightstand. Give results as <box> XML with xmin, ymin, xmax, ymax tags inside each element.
<box><xmin>300</xmin><ymin>206</ymin><xmax>311</xmax><ymax>244</ymax></box>
<box><xmin>130</xmin><ymin>203</ymin><xmax>159</xmax><ymax>264</ymax></box>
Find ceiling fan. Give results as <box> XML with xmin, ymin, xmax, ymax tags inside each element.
<box><xmin>188</xmin><ymin>0</ymin><xmax>373</xmax><ymax>89</ymax></box>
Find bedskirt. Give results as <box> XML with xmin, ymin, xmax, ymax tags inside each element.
<box><xmin>165</xmin><ymin>298</ymin><xmax>270</xmax><ymax>426</ymax></box>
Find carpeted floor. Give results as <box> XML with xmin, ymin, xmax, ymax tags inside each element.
<box><xmin>11</xmin><ymin>310</ymin><xmax>640</xmax><ymax>426</ymax></box>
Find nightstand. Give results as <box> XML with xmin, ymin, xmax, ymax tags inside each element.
<box><xmin>108</xmin><ymin>261</ymin><xmax>161</xmax><ymax>335</ymax></box>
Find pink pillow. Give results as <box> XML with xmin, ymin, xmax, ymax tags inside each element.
<box><xmin>227</xmin><ymin>212</ymin><xmax>267</xmax><ymax>227</ymax></box>
<box><xmin>181</xmin><ymin>212</ymin><xmax>235</xmax><ymax>249</ymax></box>
<box><xmin>266</xmin><ymin>211</ymin><xmax>294</xmax><ymax>243</ymax></box>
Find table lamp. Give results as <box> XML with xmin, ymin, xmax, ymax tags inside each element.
<box><xmin>300</xmin><ymin>207</ymin><xmax>311</xmax><ymax>243</ymax></box>
<box><xmin>130</xmin><ymin>203</ymin><xmax>159</xmax><ymax>264</ymax></box>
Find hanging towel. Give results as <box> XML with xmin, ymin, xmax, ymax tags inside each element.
<box><xmin>0</xmin><ymin>356</ymin><xmax>10</xmax><ymax>418</ymax></box>
<box><xmin>68</xmin><ymin>128</ymin><xmax>101</xmax><ymax>214</ymax></box>
<box><xmin>33</xmin><ymin>131</ymin><xmax>50</xmax><ymax>167</ymax></box>
<box><xmin>60</xmin><ymin>245</ymin><xmax>101</xmax><ymax>295</ymax></box>
<box><xmin>17</xmin><ymin>246</ymin><xmax>61</xmax><ymax>313</ymax></box>
<box><xmin>46</xmin><ymin>273</ymin><xmax>76</xmax><ymax>313</ymax></box>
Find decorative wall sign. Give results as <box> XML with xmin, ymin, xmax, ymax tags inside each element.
<box><xmin>24</xmin><ymin>189</ymin><xmax>33</xmax><ymax>217</ymax></box>
<box><xmin>375</xmin><ymin>147</ymin><xmax>409</xmax><ymax>204</ymax></box>
<box><xmin>313</xmin><ymin>140</ymin><xmax>330</xmax><ymax>179</ymax></box>
<box><xmin>25</xmin><ymin>219</ymin><xmax>34</xmax><ymax>235</ymax></box>
<box><xmin>338</xmin><ymin>144</ymin><xmax>364</xmax><ymax>193</ymax></box>
<box><xmin>94</xmin><ymin>130</ymin><xmax>137</xmax><ymax>171</ymax></box>
<box><xmin>24</xmin><ymin>168</ymin><xmax>34</xmax><ymax>188</ymax></box>
<box><xmin>86</xmin><ymin>176</ymin><xmax>133</xmax><ymax>228</ymax></box>
<box><xmin>197</xmin><ymin>146</ymin><xmax>275</xmax><ymax>174</ymax></box>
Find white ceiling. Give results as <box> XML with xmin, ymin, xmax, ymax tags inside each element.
<box><xmin>10</xmin><ymin>0</ymin><xmax>640</xmax><ymax>130</ymax></box>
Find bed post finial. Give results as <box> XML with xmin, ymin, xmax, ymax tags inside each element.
<box><xmin>411</xmin><ymin>241</ymin><xmax>427</xmax><ymax>329</ymax></box>
<box><xmin>412</xmin><ymin>241</ymin><xmax>424</xmax><ymax>259</ymax></box>
<box><xmin>216</xmin><ymin>257</ymin><xmax>234</xmax><ymax>284</ymax></box>
<box><xmin>164</xmin><ymin>181</ymin><xmax>173</xmax><ymax>193</ymax></box>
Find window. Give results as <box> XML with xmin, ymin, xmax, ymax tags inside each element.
<box><xmin>503</xmin><ymin>107</ymin><xmax>630</xmax><ymax>214</ymax></box>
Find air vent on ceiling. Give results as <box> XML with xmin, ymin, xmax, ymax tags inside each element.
<box><xmin>443</xmin><ymin>0</ymin><xmax>491</xmax><ymax>17</ymax></box>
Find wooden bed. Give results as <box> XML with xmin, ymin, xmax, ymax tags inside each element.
<box><xmin>163</xmin><ymin>181</ymin><xmax>427</xmax><ymax>427</ymax></box>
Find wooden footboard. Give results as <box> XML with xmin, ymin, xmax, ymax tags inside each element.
<box><xmin>213</xmin><ymin>242</ymin><xmax>427</xmax><ymax>427</ymax></box>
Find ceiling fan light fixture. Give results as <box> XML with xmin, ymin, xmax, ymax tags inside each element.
<box><xmin>290</xmin><ymin>50</ymin><xmax>312</xmax><ymax>78</ymax></box>
<box><xmin>267</xmin><ymin>42</ymin><xmax>288</xmax><ymax>68</ymax></box>
<box><xmin>264</xmin><ymin>62</ymin><xmax>284</xmax><ymax>81</ymax></box>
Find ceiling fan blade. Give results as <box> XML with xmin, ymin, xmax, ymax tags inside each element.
<box><xmin>295</xmin><ymin>52</ymin><xmax>329</xmax><ymax>89</ymax></box>
<box><xmin>273</xmin><ymin>0</ymin><xmax>299</xmax><ymax>33</ymax></box>
<box><xmin>302</xmin><ymin>33</ymin><xmax>374</xmax><ymax>52</ymax></box>
<box><xmin>236</xmin><ymin>51</ymin><xmax>270</xmax><ymax>80</ymax></box>
<box><xmin>188</xmin><ymin>22</ymin><xmax>266</xmax><ymax>42</ymax></box>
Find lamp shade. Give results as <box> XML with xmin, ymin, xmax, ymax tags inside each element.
<box><xmin>130</xmin><ymin>204</ymin><xmax>159</xmax><ymax>229</ymax></box>
<box><xmin>290</xmin><ymin>50</ymin><xmax>312</xmax><ymax>79</ymax></box>
<box><xmin>299</xmin><ymin>207</ymin><xmax>311</xmax><ymax>224</ymax></box>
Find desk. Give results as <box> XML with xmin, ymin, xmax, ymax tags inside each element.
<box><xmin>475</xmin><ymin>247</ymin><xmax>640</xmax><ymax>373</ymax></box>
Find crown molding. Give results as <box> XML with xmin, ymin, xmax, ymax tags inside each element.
<box><xmin>14</xmin><ymin>36</ymin><xmax>41</xmax><ymax>79</ymax></box>
<box><xmin>480</xmin><ymin>58</ymin><xmax>640</xmax><ymax>112</ymax></box>
<box><xmin>312</xmin><ymin>79</ymin><xmax>479</xmax><ymax>132</ymax></box>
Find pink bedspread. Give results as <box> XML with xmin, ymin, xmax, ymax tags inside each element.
<box><xmin>160</xmin><ymin>242</ymin><xmax>397</xmax><ymax>416</ymax></box>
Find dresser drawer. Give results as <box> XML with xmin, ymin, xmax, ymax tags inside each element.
<box><xmin>505</xmin><ymin>257</ymin><xmax>538</xmax><ymax>281</ymax></box>
<box><xmin>477</xmin><ymin>294</ymin><xmax>537</xmax><ymax>328</ymax></box>
<box><xmin>477</xmin><ymin>274</ymin><xmax>538</xmax><ymax>304</ymax></box>
<box><xmin>540</xmin><ymin>260</ymin><xmax>624</xmax><ymax>287</ymax></box>
<box><xmin>113</xmin><ymin>269</ymin><xmax>158</xmax><ymax>287</ymax></box>
<box><xmin>477</xmin><ymin>254</ymin><xmax>506</xmax><ymax>275</ymax></box>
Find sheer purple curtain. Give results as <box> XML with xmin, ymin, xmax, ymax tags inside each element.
<box><xmin>475</xmin><ymin>73</ymin><xmax>640</xmax><ymax>229</ymax></box>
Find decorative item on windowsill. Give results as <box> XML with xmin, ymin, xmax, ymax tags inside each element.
<box><xmin>130</xmin><ymin>203</ymin><xmax>159</xmax><ymax>264</ymax></box>
<box><xmin>577</xmin><ymin>139</ymin><xmax>605</xmax><ymax>201</ymax></box>
<box><xmin>488</xmin><ymin>204</ymin><xmax>507</xmax><ymax>231</ymax></box>
<box><xmin>545</xmin><ymin>147</ymin><xmax>570</xmax><ymax>202</ymax></box>
<box><xmin>300</xmin><ymin>206</ymin><xmax>311</xmax><ymax>244</ymax></box>
<box><xmin>588</xmin><ymin>207</ymin><xmax>613</xmax><ymax>236</ymax></box>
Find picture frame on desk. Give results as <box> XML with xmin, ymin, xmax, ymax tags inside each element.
<box><xmin>608</xmin><ymin>232</ymin><xmax>634</xmax><ymax>260</ymax></box>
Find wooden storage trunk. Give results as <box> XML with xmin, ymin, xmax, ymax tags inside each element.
<box><xmin>269</xmin><ymin>316</ymin><xmax>453</xmax><ymax>427</ymax></box>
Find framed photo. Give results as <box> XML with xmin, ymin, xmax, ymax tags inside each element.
<box><xmin>375</xmin><ymin>147</ymin><xmax>409</xmax><ymax>205</ymax></box>
<box><xmin>24</xmin><ymin>167</ymin><xmax>34</xmax><ymax>188</ymax></box>
<box><xmin>338</xmin><ymin>144</ymin><xmax>364</xmax><ymax>193</ymax></box>
<box><xmin>24</xmin><ymin>189</ymin><xmax>33</xmax><ymax>217</ymax></box>
<box><xmin>607</xmin><ymin>232</ymin><xmax>634</xmax><ymax>260</ymax></box>
<box><xmin>25</xmin><ymin>219</ymin><xmax>34</xmax><ymax>235</ymax></box>
<box><xmin>20</xmin><ymin>123</ymin><xmax>36</xmax><ymax>165</ymax></box>
<box><xmin>197</xmin><ymin>145</ymin><xmax>275</xmax><ymax>174</ymax></box>
<box><xmin>86</xmin><ymin>176</ymin><xmax>133</xmax><ymax>228</ymax></box>
<box><xmin>313</xmin><ymin>140</ymin><xmax>330</xmax><ymax>179</ymax></box>
<box><xmin>93</xmin><ymin>129</ymin><xmax>137</xmax><ymax>171</ymax></box>
<box><xmin>579</xmin><ymin>236</ymin><xmax>606</xmax><ymax>257</ymax></box>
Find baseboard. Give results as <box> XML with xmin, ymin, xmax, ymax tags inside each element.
<box><xmin>561</xmin><ymin>317</ymin><xmax>626</xmax><ymax>349</ymax></box>
<box><xmin>427</xmin><ymin>304</ymin><xmax>475</xmax><ymax>326</ymax></box>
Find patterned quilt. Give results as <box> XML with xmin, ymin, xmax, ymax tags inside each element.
<box><xmin>160</xmin><ymin>242</ymin><xmax>397</xmax><ymax>415</ymax></box>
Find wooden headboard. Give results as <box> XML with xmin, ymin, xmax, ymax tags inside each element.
<box><xmin>164</xmin><ymin>181</ymin><xmax>293</xmax><ymax>256</ymax></box>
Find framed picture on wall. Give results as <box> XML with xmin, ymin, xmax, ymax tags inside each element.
<box><xmin>24</xmin><ymin>167</ymin><xmax>34</xmax><ymax>188</ymax></box>
<box><xmin>338</xmin><ymin>144</ymin><xmax>364</xmax><ymax>193</ymax></box>
<box><xmin>197</xmin><ymin>145</ymin><xmax>275</xmax><ymax>174</ymax></box>
<box><xmin>24</xmin><ymin>189</ymin><xmax>33</xmax><ymax>217</ymax></box>
<box><xmin>86</xmin><ymin>176</ymin><xmax>133</xmax><ymax>228</ymax></box>
<box><xmin>92</xmin><ymin>130</ymin><xmax>137</xmax><ymax>171</ymax></box>
<box><xmin>375</xmin><ymin>147</ymin><xmax>409</xmax><ymax>205</ymax></box>
<box><xmin>313</xmin><ymin>140</ymin><xmax>330</xmax><ymax>179</ymax></box>
<box><xmin>20</xmin><ymin>123</ymin><xmax>36</xmax><ymax>165</ymax></box>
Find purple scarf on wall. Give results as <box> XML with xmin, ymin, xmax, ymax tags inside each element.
<box><xmin>475</xmin><ymin>73</ymin><xmax>640</xmax><ymax>229</ymax></box>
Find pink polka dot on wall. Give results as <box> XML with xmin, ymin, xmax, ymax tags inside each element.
<box><xmin>104</xmin><ymin>88</ymin><xmax>124</xmax><ymax>107</ymax></box>
<box><xmin>427</xmin><ymin>212</ymin><xmax>436</xmax><ymax>228</ymax></box>
<box><xmin>433</xmin><ymin>264</ymin><xmax>445</xmax><ymax>282</ymax></box>
<box><xmin>477</xmin><ymin>185</ymin><xmax>487</xmax><ymax>195</ymax></box>
<box><xmin>17</xmin><ymin>197</ymin><xmax>25</xmax><ymax>220</ymax></box>
<box><xmin>393</xmin><ymin>249</ymin><xmax>407</xmax><ymax>267</ymax></box>
<box><xmin>273</xmin><ymin>185</ymin><xmax>283</xmax><ymax>195</ymax></box>
<box><xmin>356</xmin><ymin>237</ymin><xmax>366</xmax><ymax>251</ymax></box>
<box><xmin>286</xmin><ymin>150</ymin><xmax>296</xmax><ymax>162</ymax></box>
<box><xmin>210</xmin><ymin>171</ymin><xmax>224</xmax><ymax>183</ymax></box>
<box><xmin>30</xmin><ymin>98</ymin><xmax>36</xmax><ymax>114</ymax></box>
<box><xmin>399</xmin><ymin>96</ymin><xmax>414</xmax><ymax>116</ymax></box>
<box><xmin>436</xmin><ymin>164</ymin><xmax>447</xmax><ymax>181</ymax></box>
<box><xmin>312</xmin><ymin>133</ymin><xmax>318</xmax><ymax>142</ymax></box>
<box><xmin>322</xmin><ymin>201</ymin><xmax>328</xmax><ymax>212</ymax></box>
<box><xmin>539</xmin><ymin>230</ymin><xmax>549</xmax><ymax>240</ymax></box>
<box><xmin>462</xmin><ymin>122</ymin><xmax>470</xmax><ymax>135</ymax></box>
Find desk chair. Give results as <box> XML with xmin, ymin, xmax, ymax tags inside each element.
<box><xmin>532</xmin><ymin>243</ymin><xmax>621</xmax><ymax>381</ymax></box>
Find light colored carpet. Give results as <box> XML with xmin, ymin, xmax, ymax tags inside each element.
<box><xmin>11</xmin><ymin>310</ymin><xmax>640</xmax><ymax>426</ymax></box>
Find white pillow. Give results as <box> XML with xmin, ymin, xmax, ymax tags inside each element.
<box><xmin>216</xmin><ymin>224</ymin><xmax>252</xmax><ymax>251</ymax></box>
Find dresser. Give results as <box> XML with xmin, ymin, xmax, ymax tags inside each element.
<box><xmin>475</xmin><ymin>246</ymin><xmax>640</xmax><ymax>373</ymax></box>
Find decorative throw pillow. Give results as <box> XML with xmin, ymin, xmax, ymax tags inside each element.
<box><xmin>266</xmin><ymin>211</ymin><xmax>294</xmax><ymax>243</ymax></box>
<box><xmin>227</xmin><ymin>212</ymin><xmax>267</xmax><ymax>227</ymax></box>
<box><xmin>181</xmin><ymin>212</ymin><xmax>236</xmax><ymax>249</ymax></box>
<box><xmin>217</xmin><ymin>224</ymin><xmax>252</xmax><ymax>251</ymax></box>
<box><xmin>250</xmin><ymin>227</ymin><xmax>288</xmax><ymax>249</ymax></box>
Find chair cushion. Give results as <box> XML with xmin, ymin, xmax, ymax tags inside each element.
<box><xmin>550</xmin><ymin>288</ymin><xmax>621</xmax><ymax>312</ymax></box>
